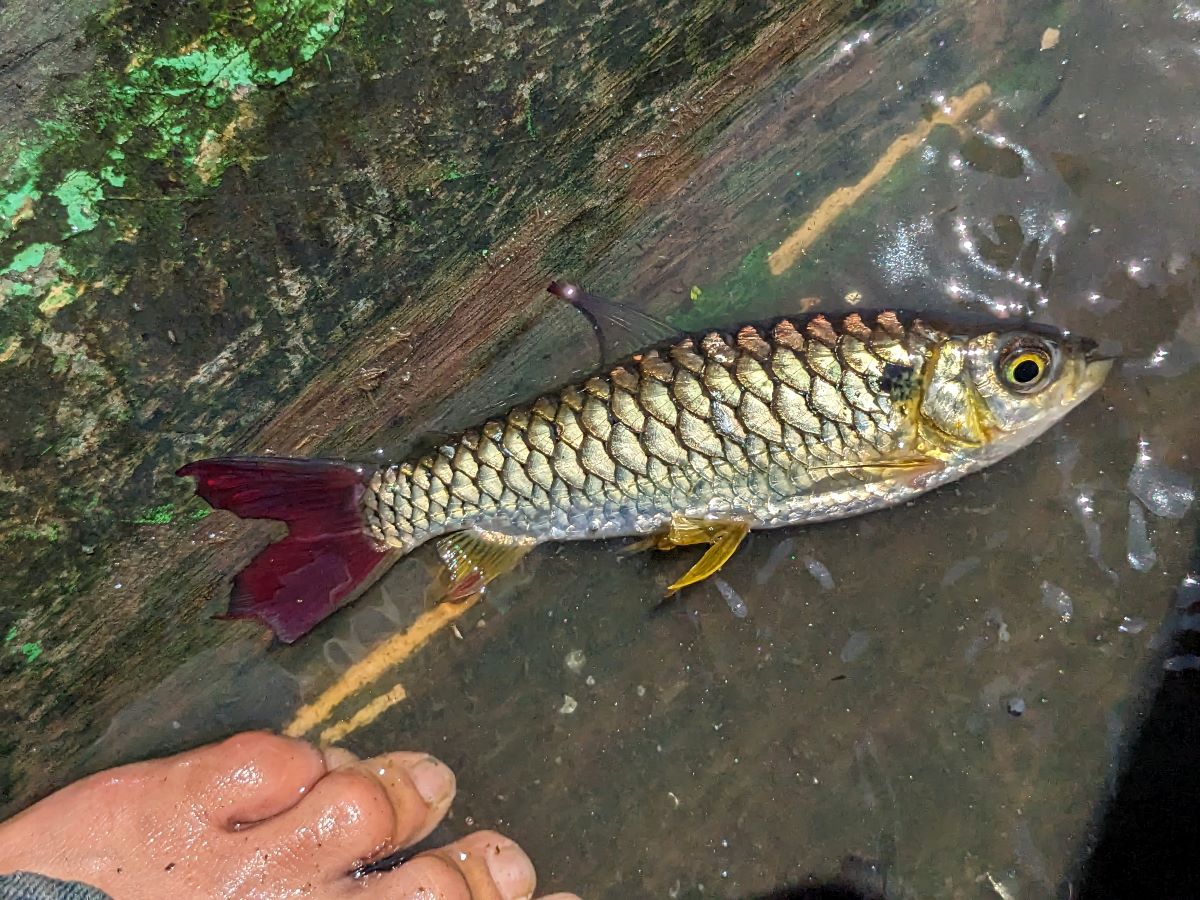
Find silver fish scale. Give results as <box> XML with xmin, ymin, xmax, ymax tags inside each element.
<box><xmin>364</xmin><ymin>311</ymin><xmax>933</xmax><ymax>552</ymax></box>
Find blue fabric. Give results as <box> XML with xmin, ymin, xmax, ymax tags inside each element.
<box><xmin>0</xmin><ymin>872</ymin><xmax>110</xmax><ymax>900</ymax></box>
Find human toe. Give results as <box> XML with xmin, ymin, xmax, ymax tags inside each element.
<box><xmin>247</xmin><ymin>751</ymin><xmax>456</xmax><ymax>878</ymax></box>
<box><xmin>380</xmin><ymin>830</ymin><xmax>536</xmax><ymax>900</ymax></box>
<box><xmin>342</xmin><ymin>751</ymin><xmax>456</xmax><ymax>847</ymax></box>
<box><xmin>184</xmin><ymin>730</ymin><xmax>328</xmax><ymax>827</ymax></box>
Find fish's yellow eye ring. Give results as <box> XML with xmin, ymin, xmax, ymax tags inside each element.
<box><xmin>998</xmin><ymin>343</ymin><xmax>1053</xmax><ymax>393</ymax></box>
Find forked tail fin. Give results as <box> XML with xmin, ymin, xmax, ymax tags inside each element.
<box><xmin>177</xmin><ymin>457</ymin><xmax>392</xmax><ymax>643</ymax></box>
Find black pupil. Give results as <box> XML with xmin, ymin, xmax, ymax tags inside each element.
<box><xmin>1013</xmin><ymin>358</ymin><xmax>1041</xmax><ymax>384</ymax></box>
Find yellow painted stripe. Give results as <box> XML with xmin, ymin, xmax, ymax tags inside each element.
<box><xmin>285</xmin><ymin>595</ymin><xmax>480</xmax><ymax>739</ymax></box>
<box><xmin>767</xmin><ymin>82</ymin><xmax>992</xmax><ymax>275</ymax></box>
<box><xmin>319</xmin><ymin>682</ymin><xmax>409</xmax><ymax>745</ymax></box>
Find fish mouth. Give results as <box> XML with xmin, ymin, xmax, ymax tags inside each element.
<box><xmin>1065</xmin><ymin>336</ymin><xmax>1116</xmax><ymax>395</ymax></box>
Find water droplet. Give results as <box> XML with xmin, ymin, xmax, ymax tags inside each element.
<box><xmin>1129</xmin><ymin>442</ymin><xmax>1194</xmax><ymax>519</ymax></box>
<box><xmin>1164</xmin><ymin>655</ymin><xmax>1200</xmax><ymax>672</ymax></box>
<box><xmin>1126</xmin><ymin>499</ymin><xmax>1157</xmax><ymax>572</ymax></box>
<box><xmin>714</xmin><ymin>578</ymin><xmax>748</xmax><ymax>618</ymax></box>
<box><xmin>1119</xmin><ymin>616</ymin><xmax>1147</xmax><ymax>634</ymax></box>
<box><xmin>802</xmin><ymin>556</ymin><xmax>834</xmax><ymax>590</ymax></box>
<box><xmin>1041</xmin><ymin>581</ymin><xmax>1074</xmax><ymax>623</ymax></box>
<box><xmin>840</xmin><ymin>631</ymin><xmax>871</xmax><ymax>663</ymax></box>
<box><xmin>943</xmin><ymin>556</ymin><xmax>981</xmax><ymax>586</ymax></box>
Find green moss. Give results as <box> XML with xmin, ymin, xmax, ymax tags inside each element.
<box><xmin>0</xmin><ymin>147</ymin><xmax>43</xmax><ymax>234</ymax></box>
<box><xmin>0</xmin><ymin>0</ymin><xmax>350</xmax><ymax>336</ymax></box>
<box><xmin>17</xmin><ymin>642</ymin><xmax>42</xmax><ymax>664</ymax></box>
<box><xmin>2</xmin><ymin>625</ymin><xmax>41</xmax><ymax>663</ymax></box>
<box><xmin>11</xmin><ymin>523</ymin><xmax>61</xmax><ymax>542</ymax></box>
<box><xmin>1</xmin><ymin>243</ymin><xmax>53</xmax><ymax>276</ymax></box>
<box><xmin>131</xmin><ymin>500</ymin><xmax>212</xmax><ymax>525</ymax></box>
<box><xmin>438</xmin><ymin>161</ymin><xmax>469</xmax><ymax>183</ymax></box>
<box><xmin>51</xmin><ymin>171</ymin><xmax>104</xmax><ymax>234</ymax></box>
<box><xmin>132</xmin><ymin>503</ymin><xmax>175</xmax><ymax>525</ymax></box>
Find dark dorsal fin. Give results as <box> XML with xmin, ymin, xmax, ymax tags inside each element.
<box><xmin>547</xmin><ymin>280</ymin><xmax>679</xmax><ymax>367</ymax></box>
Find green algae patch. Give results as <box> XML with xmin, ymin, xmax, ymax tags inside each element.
<box><xmin>51</xmin><ymin>171</ymin><xmax>104</xmax><ymax>234</ymax></box>
<box><xmin>132</xmin><ymin>504</ymin><xmax>176</xmax><ymax>525</ymax></box>
<box><xmin>17</xmin><ymin>642</ymin><xmax>42</xmax><ymax>664</ymax></box>
<box><xmin>3</xmin><ymin>627</ymin><xmax>43</xmax><ymax>665</ymax></box>
<box><xmin>132</xmin><ymin>500</ymin><xmax>213</xmax><ymax>526</ymax></box>
<box><xmin>0</xmin><ymin>147</ymin><xmax>44</xmax><ymax>236</ymax></box>
<box><xmin>672</xmin><ymin>244</ymin><xmax>785</xmax><ymax>330</ymax></box>
<box><xmin>10</xmin><ymin>523</ymin><xmax>62</xmax><ymax>542</ymax></box>
<box><xmin>0</xmin><ymin>242</ymin><xmax>82</xmax><ymax>326</ymax></box>
<box><xmin>1</xmin><ymin>243</ymin><xmax>54</xmax><ymax>277</ymax></box>
<box><xmin>0</xmin><ymin>0</ymin><xmax>349</xmax><ymax>345</ymax></box>
<box><xmin>107</xmin><ymin>0</ymin><xmax>349</xmax><ymax>178</ymax></box>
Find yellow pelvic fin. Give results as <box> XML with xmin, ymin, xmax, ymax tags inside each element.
<box><xmin>435</xmin><ymin>530</ymin><xmax>534</xmax><ymax>603</ymax></box>
<box><xmin>653</xmin><ymin>514</ymin><xmax>752</xmax><ymax>594</ymax></box>
<box><xmin>623</xmin><ymin>533</ymin><xmax>674</xmax><ymax>554</ymax></box>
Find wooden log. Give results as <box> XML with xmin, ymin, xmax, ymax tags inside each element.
<box><xmin>3</xmin><ymin>0</ymin><xmax>1196</xmax><ymax>897</ymax></box>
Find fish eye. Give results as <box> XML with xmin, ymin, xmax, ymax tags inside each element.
<box><xmin>998</xmin><ymin>341</ymin><xmax>1054</xmax><ymax>393</ymax></box>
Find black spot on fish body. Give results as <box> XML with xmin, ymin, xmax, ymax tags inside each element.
<box><xmin>880</xmin><ymin>363</ymin><xmax>917</xmax><ymax>401</ymax></box>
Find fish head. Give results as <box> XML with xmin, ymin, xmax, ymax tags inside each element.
<box><xmin>915</xmin><ymin>321</ymin><xmax>1113</xmax><ymax>460</ymax></box>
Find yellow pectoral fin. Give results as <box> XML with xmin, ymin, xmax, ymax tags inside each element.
<box><xmin>435</xmin><ymin>530</ymin><xmax>534</xmax><ymax>603</ymax></box>
<box><xmin>807</xmin><ymin>453</ymin><xmax>947</xmax><ymax>489</ymax></box>
<box><xmin>661</xmin><ymin>515</ymin><xmax>752</xmax><ymax>594</ymax></box>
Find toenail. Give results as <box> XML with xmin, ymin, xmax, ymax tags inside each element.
<box><xmin>405</xmin><ymin>755</ymin><xmax>455</xmax><ymax>807</ymax></box>
<box><xmin>483</xmin><ymin>841</ymin><xmax>536</xmax><ymax>899</ymax></box>
<box><xmin>320</xmin><ymin>746</ymin><xmax>359</xmax><ymax>770</ymax></box>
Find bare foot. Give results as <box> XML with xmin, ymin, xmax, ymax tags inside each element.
<box><xmin>0</xmin><ymin>731</ymin><xmax>579</xmax><ymax>899</ymax></box>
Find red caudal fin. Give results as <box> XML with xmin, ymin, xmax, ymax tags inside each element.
<box><xmin>177</xmin><ymin>457</ymin><xmax>392</xmax><ymax>644</ymax></box>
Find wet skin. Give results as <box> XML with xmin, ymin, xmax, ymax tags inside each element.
<box><xmin>0</xmin><ymin>731</ymin><xmax>580</xmax><ymax>900</ymax></box>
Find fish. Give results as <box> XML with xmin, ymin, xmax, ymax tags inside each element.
<box><xmin>179</xmin><ymin>290</ymin><xmax>1112</xmax><ymax>643</ymax></box>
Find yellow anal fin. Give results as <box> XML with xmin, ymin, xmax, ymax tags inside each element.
<box><xmin>434</xmin><ymin>530</ymin><xmax>534</xmax><ymax>603</ymax></box>
<box><xmin>655</xmin><ymin>514</ymin><xmax>752</xmax><ymax>594</ymax></box>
